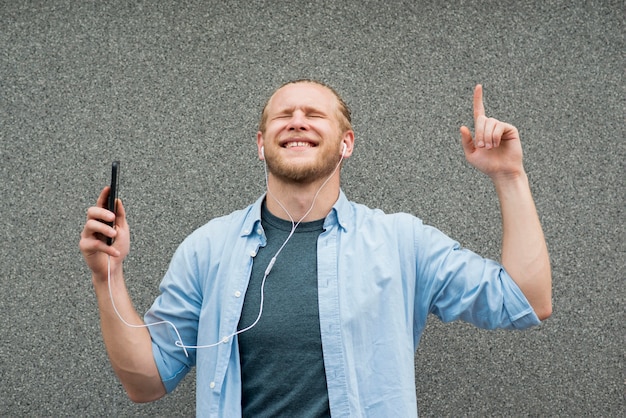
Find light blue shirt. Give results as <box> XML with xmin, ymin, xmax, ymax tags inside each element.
<box><xmin>146</xmin><ymin>191</ymin><xmax>540</xmax><ymax>417</ymax></box>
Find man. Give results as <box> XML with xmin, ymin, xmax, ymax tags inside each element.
<box><xmin>80</xmin><ymin>79</ymin><xmax>551</xmax><ymax>417</ymax></box>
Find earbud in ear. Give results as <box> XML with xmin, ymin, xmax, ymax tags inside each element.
<box><xmin>261</xmin><ymin>146</ymin><xmax>265</xmax><ymax>160</ymax></box>
<box><xmin>341</xmin><ymin>143</ymin><xmax>347</xmax><ymax>156</ymax></box>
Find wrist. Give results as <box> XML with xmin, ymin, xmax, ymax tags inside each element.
<box><xmin>92</xmin><ymin>259</ymin><xmax>123</xmax><ymax>287</ymax></box>
<box><xmin>491</xmin><ymin>169</ymin><xmax>528</xmax><ymax>190</ymax></box>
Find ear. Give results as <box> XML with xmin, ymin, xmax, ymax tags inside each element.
<box><xmin>257</xmin><ymin>131</ymin><xmax>265</xmax><ymax>160</ymax></box>
<box><xmin>340</xmin><ymin>130</ymin><xmax>355</xmax><ymax>158</ymax></box>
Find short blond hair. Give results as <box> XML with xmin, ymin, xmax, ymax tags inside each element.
<box><xmin>258</xmin><ymin>79</ymin><xmax>352</xmax><ymax>133</ymax></box>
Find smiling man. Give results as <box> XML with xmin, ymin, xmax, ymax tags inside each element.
<box><xmin>257</xmin><ymin>81</ymin><xmax>354</xmax><ymax>220</ymax></box>
<box><xmin>80</xmin><ymin>79</ymin><xmax>551</xmax><ymax>417</ymax></box>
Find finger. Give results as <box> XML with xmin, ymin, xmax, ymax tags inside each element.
<box><xmin>79</xmin><ymin>234</ymin><xmax>120</xmax><ymax>257</ymax></box>
<box><xmin>473</xmin><ymin>84</ymin><xmax>485</xmax><ymax>121</ymax></box>
<box><xmin>115</xmin><ymin>198</ymin><xmax>126</xmax><ymax>225</ymax></box>
<box><xmin>96</xmin><ymin>186</ymin><xmax>110</xmax><ymax>209</ymax></box>
<box><xmin>82</xmin><ymin>218</ymin><xmax>117</xmax><ymax>240</ymax></box>
<box><xmin>86</xmin><ymin>205</ymin><xmax>115</xmax><ymax>223</ymax></box>
<box><xmin>492</xmin><ymin>121</ymin><xmax>505</xmax><ymax>148</ymax></box>
<box><xmin>483</xmin><ymin>117</ymin><xmax>497</xmax><ymax>149</ymax></box>
<box><xmin>474</xmin><ymin>114</ymin><xmax>486</xmax><ymax>148</ymax></box>
<box><xmin>80</xmin><ymin>218</ymin><xmax>120</xmax><ymax>256</ymax></box>
<box><xmin>460</xmin><ymin>126</ymin><xmax>475</xmax><ymax>156</ymax></box>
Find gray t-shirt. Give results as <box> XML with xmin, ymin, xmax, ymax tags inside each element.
<box><xmin>237</xmin><ymin>202</ymin><xmax>331</xmax><ymax>417</ymax></box>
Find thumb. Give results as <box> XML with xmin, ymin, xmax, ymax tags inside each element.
<box><xmin>460</xmin><ymin>126</ymin><xmax>475</xmax><ymax>156</ymax></box>
<box><xmin>115</xmin><ymin>198</ymin><xmax>127</xmax><ymax>227</ymax></box>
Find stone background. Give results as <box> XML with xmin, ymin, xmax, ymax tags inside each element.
<box><xmin>1</xmin><ymin>0</ymin><xmax>623</xmax><ymax>415</ymax></box>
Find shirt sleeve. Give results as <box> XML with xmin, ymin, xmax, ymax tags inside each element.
<box><xmin>413</xmin><ymin>218</ymin><xmax>540</xmax><ymax>330</ymax></box>
<box><xmin>144</xmin><ymin>235</ymin><xmax>203</xmax><ymax>393</ymax></box>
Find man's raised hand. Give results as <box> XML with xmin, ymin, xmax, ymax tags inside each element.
<box><xmin>460</xmin><ymin>84</ymin><xmax>524</xmax><ymax>180</ymax></box>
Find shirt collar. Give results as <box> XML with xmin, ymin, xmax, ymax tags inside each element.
<box><xmin>241</xmin><ymin>190</ymin><xmax>351</xmax><ymax>237</ymax></box>
<box><xmin>240</xmin><ymin>194</ymin><xmax>266</xmax><ymax>237</ymax></box>
<box><xmin>326</xmin><ymin>189</ymin><xmax>350</xmax><ymax>232</ymax></box>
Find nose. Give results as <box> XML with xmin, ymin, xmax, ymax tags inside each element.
<box><xmin>287</xmin><ymin>110</ymin><xmax>309</xmax><ymax>131</ymax></box>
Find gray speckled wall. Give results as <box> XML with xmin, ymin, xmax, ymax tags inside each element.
<box><xmin>1</xmin><ymin>1</ymin><xmax>623</xmax><ymax>416</ymax></box>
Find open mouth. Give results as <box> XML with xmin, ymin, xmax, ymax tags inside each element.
<box><xmin>284</xmin><ymin>141</ymin><xmax>315</xmax><ymax>149</ymax></box>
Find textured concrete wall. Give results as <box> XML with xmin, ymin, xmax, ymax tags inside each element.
<box><xmin>1</xmin><ymin>1</ymin><xmax>623</xmax><ymax>416</ymax></box>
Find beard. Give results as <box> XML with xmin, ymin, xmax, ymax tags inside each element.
<box><xmin>265</xmin><ymin>143</ymin><xmax>342</xmax><ymax>185</ymax></box>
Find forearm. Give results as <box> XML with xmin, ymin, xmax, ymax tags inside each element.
<box><xmin>92</xmin><ymin>270</ymin><xmax>166</xmax><ymax>402</ymax></box>
<box><xmin>494</xmin><ymin>171</ymin><xmax>552</xmax><ymax>320</ymax></box>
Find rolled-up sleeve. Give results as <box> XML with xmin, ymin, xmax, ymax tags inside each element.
<box><xmin>414</xmin><ymin>219</ymin><xmax>540</xmax><ymax>330</ymax></box>
<box><xmin>145</xmin><ymin>234</ymin><xmax>203</xmax><ymax>392</ymax></box>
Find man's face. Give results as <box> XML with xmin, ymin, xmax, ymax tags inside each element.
<box><xmin>258</xmin><ymin>82</ymin><xmax>349</xmax><ymax>184</ymax></box>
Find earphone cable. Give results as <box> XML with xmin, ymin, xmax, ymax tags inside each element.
<box><xmin>108</xmin><ymin>147</ymin><xmax>346</xmax><ymax>352</ymax></box>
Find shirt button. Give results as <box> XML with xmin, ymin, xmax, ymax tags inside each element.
<box><xmin>250</xmin><ymin>250</ymin><xmax>257</xmax><ymax>257</ymax></box>
<box><xmin>234</xmin><ymin>291</ymin><xmax>242</xmax><ymax>298</ymax></box>
<box><xmin>209</xmin><ymin>381</ymin><xmax>216</xmax><ymax>389</ymax></box>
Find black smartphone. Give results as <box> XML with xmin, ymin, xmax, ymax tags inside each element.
<box><xmin>107</xmin><ymin>161</ymin><xmax>120</xmax><ymax>245</ymax></box>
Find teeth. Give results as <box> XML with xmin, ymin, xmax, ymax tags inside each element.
<box><xmin>286</xmin><ymin>141</ymin><xmax>312</xmax><ymax>148</ymax></box>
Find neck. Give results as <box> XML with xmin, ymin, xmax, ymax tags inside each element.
<box><xmin>265</xmin><ymin>173</ymin><xmax>340</xmax><ymax>222</ymax></box>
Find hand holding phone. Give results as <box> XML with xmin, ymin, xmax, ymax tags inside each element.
<box><xmin>106</xmin><ymin>161</ymin><xmax>120</xmax><ymax>245</ymax></box>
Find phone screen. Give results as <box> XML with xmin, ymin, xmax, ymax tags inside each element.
<box><xmin>107</xmin><ymin>161</ymin><xmax>120</xmax><ymax>245</ymax></box>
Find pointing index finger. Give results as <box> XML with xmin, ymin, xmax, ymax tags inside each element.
<box><xmin>473</xmin><ymin>84</ymin><xmax>485</xmax><ymax>120</ymax></box>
